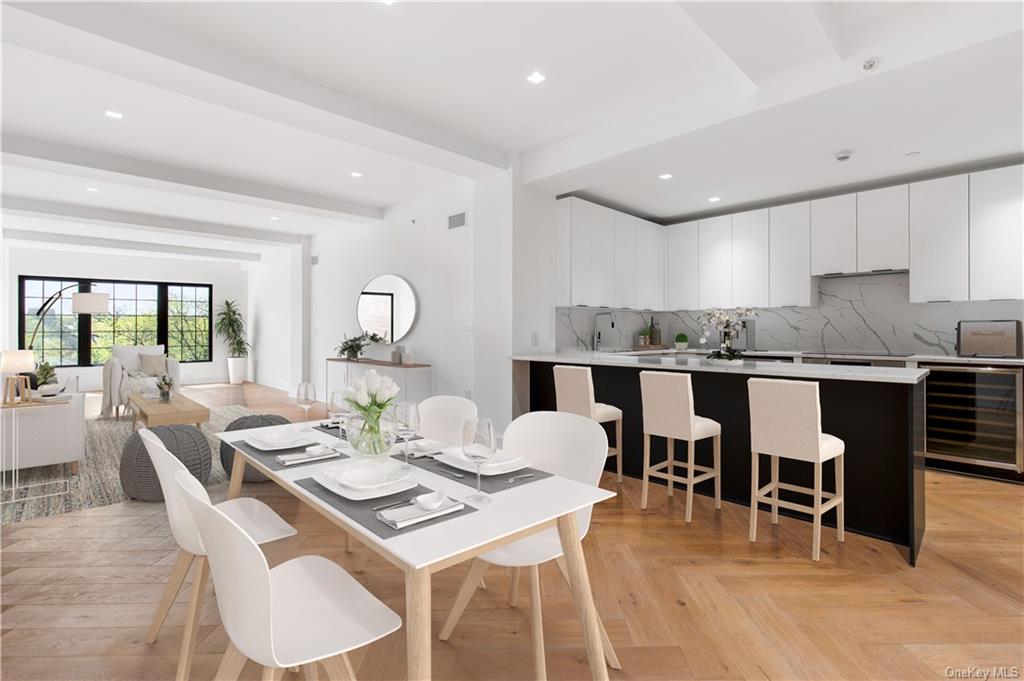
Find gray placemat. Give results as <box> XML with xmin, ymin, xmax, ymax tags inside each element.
<box><xmin>294</xmin><ymin>478</ymin><xmax>477</xmax><ymax>538</ymax></box>
<box><xmin>394</xmin><ymin>454</ymin><xmax>553</xmax><ymax>493</ymax></box>
<box><xmin>314</xmin><ymin>424</ymin><xmax>423</xmax><ymax>443</ymax></box>
<box><xmin>232</xmin><ymin>440</ymin><xmax>348</xmax><ymax>472</ymax></box>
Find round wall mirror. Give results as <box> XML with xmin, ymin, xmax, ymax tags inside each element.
<box><xmin>357</xmin><ymin>274</ymin><xmax>417</xmax><ymax>343</ymax></box>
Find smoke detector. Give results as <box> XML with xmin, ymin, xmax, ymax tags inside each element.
<box><xmin>862</xmin><ymin>57</ymin><xmax>879</xmax><ymax>72</ymax></box>
<box><xmin>834</xmin><ymin>150</ymin><xmax>853</xmax><ymax>162</ymax></box>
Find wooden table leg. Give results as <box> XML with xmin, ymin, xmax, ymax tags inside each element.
<box><xmin>405</xmin><ymin>567</ymin><xmax>431</xmax><ymax>681</ymax></box>
<box><xmin>556</xmin><ymin>513</ymin><xmax>609</xmax><ymax>681</ymax></box>
<box><xmin>227</xmin><ymin>449</ymin><xmax>247</xmax><ymax>500</ymax></box>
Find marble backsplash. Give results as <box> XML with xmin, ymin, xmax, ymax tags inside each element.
<box><xmin>556</xmin><ymin>273</ymin><xmax>1024</xmax><ymax>355</ymax></box>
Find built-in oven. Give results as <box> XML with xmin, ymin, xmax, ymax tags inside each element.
<box><xmin>922</xmin><ymin>364</ymin><xmax>1023</xmax><ymax>474</ymax></box>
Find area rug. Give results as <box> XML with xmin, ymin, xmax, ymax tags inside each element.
<box><xmin>1</xmin><ymin>404</ymin><xmax>256</xmax><ymax>524</ymax></box>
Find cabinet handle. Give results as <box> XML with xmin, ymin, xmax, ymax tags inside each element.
<box><xmin>871</xmin><ymin>268</ymin><xmax>894</xmax><ymax>273</ymax></box>
<box><xmin>926</xmin><ymin>299</ymin><xmax>951</xmax><ymax>303</ymax></box>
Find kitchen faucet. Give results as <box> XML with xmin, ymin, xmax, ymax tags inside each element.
<box><xmin>593</xmin><ymin>311</ymin><xmax>613</xmax><ymax>351</ymax></box>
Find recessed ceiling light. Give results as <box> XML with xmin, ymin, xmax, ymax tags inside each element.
<box><xmin>223</xmin><ymin>240</ymin><xmax>232</xmax><ymax>244</ymax></box>
<box><xmin>269</xmin><ymin>216</ymin><xmax>280</xmax><ymax>221</ymax></box>
<box><xmin>658</xmin><ymin>174</ymin><xmax>673</xmax><ymax>180</ymax></box>
<box><xmin>380</xmin><ymin>0</ymin><xmax>395</xmax><ymax>4</ymax></box>
<box><xmin>105</xmin><ymin>110</ymin><xmax>123</xmax><ymax>120</ymax></box>
<box><xmin>350</xmin><ymin>171</ymin><xmax>363</xmax><ymax>178</ymax></box>
<box><xmin>708</xmin><ymin>196</ymin><xmax>721</xmax><ymax>203</ymax></box>
<box><xmin>86</xmin><ymin>187</ymin><xmax>99</xmax><ymax>192</ymax></box>
<box><xmin>527</xmin><ymin>71</ymin><xmax>546</xmax><ymax>85</ymax></box>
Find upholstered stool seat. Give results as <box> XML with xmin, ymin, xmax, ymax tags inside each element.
<box><xmin>553</xmin><ymin>365</ymin><xmax>624</xmax><ymax>483</ymax></box>
<box><xmin>747</xmin><ymin>378</ymin><xmax>846</xmax><ymax>561</ymax></box>
<box><xmin>639</xmin><ymin>371</ymin><xmax>722</xmax><ymax>521</ymax></box>
<box><xmin>120</xmin><ymin>425</ymin><xmax>210</xmax><ymax>502</ymax></box>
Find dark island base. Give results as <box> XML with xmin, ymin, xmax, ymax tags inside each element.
<box><xmin>527</xmin><ymin>361</ymin><xmax>926</xmax><ymax>565</ymax></box>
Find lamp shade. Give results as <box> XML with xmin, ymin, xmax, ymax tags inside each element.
<box><xmin>1</xmin><ymin>350</ymin><xmax>36</xmax><ymax>374</ymax></box>
<box><xmin>72</xmin><ymin>291</ymin><xmax>109</xmax><ymax>314</ymax></box>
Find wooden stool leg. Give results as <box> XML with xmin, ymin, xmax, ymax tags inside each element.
<box><xmin>640</xmin><ymin>433</ymin><xmax>651</xmax><ymax>510</ymax></box>
<box><xmin>509</xmin><ymin>566</ymin><xmax>521</xmax><ymax>606</ymax></box>
<box><xmin>439</xmin><ymin>558</ymin><xmax>489</xmax><ymax>640</ymax></box>
<box><xmin>529</xmin><ymin>564</ymin><xmax>547</xmax><ymax>681</ymax></box>
<box><xmin>749</xmin><ymin>452</ymin><xmax>759</xmax><ymax>542</ymax></box>
<box><xmin>713</xmin><ymin>435</ymin><xmax>721</xmax><ymax>510</ymax></box>
<box><xmin>614</xmin><ymin>419</ymin><xmax>623</xmax><ymax>484</ymax></box>
<box><xmin>836</xmin><ymin>454</ymin><xmax>845</xmax><ymax>543</ymax></box>
<box><xmin>770</xmin><ymin>455</ymin><xmax>780</xmax><ymax>525</ymax></box>
<box><xmin>146</xmin><ymin>549</ymin><xmax>195</xmax><ymax>644</ymax></box>
<box><xmin>554</xmin><ymin>557</ymin><xmax>621</xmax><ymax>670</ymax></box>
<box><xmin>666</xmin><ymin>438</ymin><xmax>675</xmax><ymax>498</ymax></box>
<box><xmin>812</xmin><ymin>461</ymin><xmax>823</xmax><ymax>561</ymax></box>
<box><xmin>176</xmin><ymin>556</ymin><xmax>210</xmax><ymax>681</ymax></box>
<box><xmin>213</xmin><ymin>641</ymin><xmax>247</xmax><ymax>681</ymax></box>
<box><xmin>684</xmin><ymin>439</ymin><xmax>695</xmax><ymax>522</ymax></box>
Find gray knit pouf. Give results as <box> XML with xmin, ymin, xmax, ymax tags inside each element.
<box><xmin>120</xmin><ymin>425</ymin><xmax>211</xmax><ymax>502</ymax></box>
<box><xmin>219</xmin><ymin>414</ymin><xmax>291</xmax><ymax>483</ymax></box>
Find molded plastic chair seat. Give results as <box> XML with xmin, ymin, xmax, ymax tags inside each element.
<box><xmin>270</xmin><ymin>555</ymin><xmax>403</xmax><ymax>667</ymax></box>
<box><xmin>418</xmin><ymin>395</ymin><xmax>478</xmax><ymax>444</ymax></box>
<box><xmin>478</xmin><ymin>527</ymin><xmax>564</xmax><ymax>568</ymax></box>
<box><xmin>819</xmin><ymin>433</ymin><xmax>845</xmax><ymax>461</ymax></box>
<box><xmin>591</xmin><ymin>402</ymin><xmax>622</xmax><ymax>423</ymax></box>
<box><xmin>218</xmin><ymin>497</ymin><xmax>297</xmax><ymax>546</ymax></box>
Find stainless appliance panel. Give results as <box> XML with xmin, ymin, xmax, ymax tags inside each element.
<box><xmin>956</xmin><ymin>320</ymin><xmax>1023</xmax><ymax>358</ymax></box>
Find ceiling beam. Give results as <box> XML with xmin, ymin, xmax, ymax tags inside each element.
<box><xmin>3</xmin><ymin>228</ymin><xmax>262</xmax><ymax>262</ymax></box>
<box><xmin>3</xmin><ymin>135</ymin><xmax>382</xmax><ymax>224</ymax></box>
<box><xmin>4</xmin><ymin>4</ymin><xmax>507</xmax><ymax>179</ymax></box>
<box><xmin>2</xmin><ymin>196</ymin><xmax>303</xmax><ymax>245</ymax></box>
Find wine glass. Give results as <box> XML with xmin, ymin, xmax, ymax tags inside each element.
<box><xmin>296</xmin><ymin>382</ymin><xmax>316</xmax><ymax>428</ymax></box>
<box><xmin>393</xmin><ymin>402</ymin><xmax>420</xmax><ymax>470</ymax></box>
<box><xmin>462</xmin><ymin>417</ymin><xmax>496</xmax><ymax>505</ymax></box>
<box><xmin>328</xmin><ymin>390</ymin><xmax>349</xmax><ymax>424</ymax></box>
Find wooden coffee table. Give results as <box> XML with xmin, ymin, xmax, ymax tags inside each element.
<box><xmin>129</xmin><ymin>393</ymin><xmax>210</xmax><ymax>430</ymax></box>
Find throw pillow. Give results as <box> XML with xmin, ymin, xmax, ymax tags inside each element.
<box><xmin>139</xmin><ymin>353</ymin><xmax>167</xmax><ymax>377</ymax></box>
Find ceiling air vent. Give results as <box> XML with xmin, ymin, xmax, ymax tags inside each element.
<box><xmin>448</xmin><ymin>212</ymin><xmax>467</xmax><ymax>230</ymax></box>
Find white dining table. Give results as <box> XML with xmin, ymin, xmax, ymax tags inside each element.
<box><xmin>218</xmin><ymin>421</ymin><xmax>616</xmax><ymax>681</ymax></box>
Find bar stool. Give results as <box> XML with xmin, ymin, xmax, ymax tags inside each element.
<box><xmin>553</xmin><ymin>365</ymin><xmax>623</xmax><ymax>483</ymax></box>
<box><xmin>747</xmin><ymin>378</ymin><xmax>845</xmax><ymax>561</ymax></box>
<box><xmin>638</xmin><ymin>371</ymin><xmax>721</xmax><ymax>521</ymax></box>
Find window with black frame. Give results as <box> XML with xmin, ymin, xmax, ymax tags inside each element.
<box><xmin>18</xmin><ymin>276</ymin><xmax>213</xmax><ymax>368</ymax></box>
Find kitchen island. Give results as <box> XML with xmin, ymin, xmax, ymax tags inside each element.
<box><xmin>512</xmin><ymin>352</ymin><xmax>929</xmax><ymax>565</ymax></box>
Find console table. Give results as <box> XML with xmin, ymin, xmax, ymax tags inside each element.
<box><xmin>325</xmin><ymin>357</ymin><xmax>432</xmax><ymax>403</ymax></box>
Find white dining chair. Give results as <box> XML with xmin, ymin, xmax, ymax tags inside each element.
<box><xmin>437</xmin><ymin>411</ymin><xmax>621</xmax><ymax>680</ymax></box>
<box><xmin>138</xmin><ymin>429</ymin><xmax>297</xmax><ymax>681</ymax></box>
<box><xmin>747</xmin><ymin>378</ymin><xmax>846</xmax><ymax>561</ymax></box>
<box><xmin>639</xmin><ymin>371</ymin><xmax>722</xmax><ymax>520</ymax></box>
<box><xmin>174</xmin><ymin>469</ymin><xmax>402</xmax><ymax>681</ymax></box>
<box><xmin>553</xmin><ymin>365</ymin><xmax>624</xmax><ymax>483</ymax></box>
<box><xmin>417</xmin><ymin>395</ymin><xmax>478</xmax><ymax>444</ymax></box>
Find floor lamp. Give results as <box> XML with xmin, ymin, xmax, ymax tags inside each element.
<box><xmin>3</xmin><ymin>289</ymin><xmax>109</xmax><ymax>405</ymax></box>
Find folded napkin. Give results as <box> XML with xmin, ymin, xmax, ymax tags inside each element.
<box><xmin>410</xmin><ymin>439</ymin><xmax>445</xmax><ymax>458</ymax></box>
<box><xmin>276</xmin><ymin>445</ymin><xmax>340</xmax><ymax>466</ymax></box>
<box><xmin>376</xmin><ymin>496</ymin><xmax>464</xmax><ymax>529</ymax></box>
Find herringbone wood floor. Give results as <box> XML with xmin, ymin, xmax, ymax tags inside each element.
<box><xmin>2</xmin><ymin>383</ymin><xmax>1021</xmax><ymax>681</ymax></box>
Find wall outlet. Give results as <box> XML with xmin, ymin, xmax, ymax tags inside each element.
<box><xmin>465</xmin><ymin>324</ymin><xmax>473</xmax><ymax>336</ymax></box>
<box><xmin>531</xmin><ymin>331</ymin><xmax>539</xmax><ymax>347</ymax></box>
<box><xmin>464</xmin><ymin>389</ymin><xmax>472</xmax><ymax>399</ymax></box>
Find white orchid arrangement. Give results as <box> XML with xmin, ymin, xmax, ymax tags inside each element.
<box><xmin>344</xmin><ymin>369</ymin><xmax>400</xmax><ymax>416</ymax></box>
<box><xmin>700</xmin><ymin>307</ymin><xmax>755</xmax><ymax>360</ymax></box>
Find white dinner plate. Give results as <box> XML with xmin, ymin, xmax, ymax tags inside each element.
<box><xmin>324</xmin><ymin>459</ymin><xmax>410</xmax><ymax>490</ymax></box>
<box><xmin>312</xmin><ymin>472</ymin><xmax>417</xmax><ymax>501</ymax></box>
<box><xmin>244</xmin><ymin>433</ymin><xmax>318</xmax><ymax>451</ymax></box>
<box><xmin>434</xmin><ymin>450</ymin><xmax>529</xmax><ymax>476</ymax></box>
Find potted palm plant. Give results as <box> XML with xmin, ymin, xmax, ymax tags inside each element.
<box><xmin>215</xmin><ymin>300</ymin><xmax>251</xmax><ymax>385</ymax></box>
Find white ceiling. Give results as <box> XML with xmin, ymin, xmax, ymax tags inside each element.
<box><xmin>1</xmin><ymin>0</ymin><xmax>1022</xmax><ymax>259</ymax></box>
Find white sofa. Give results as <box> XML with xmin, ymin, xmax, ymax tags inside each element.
<box><xmin>1</xmin><ymin>376</ymin><xmax>84</xmax><ymax>474</ymax></box>
<box><xmin>101</xmin><ymin>345</ymin><xmax>181</xmax><ymax>419</ymax></box>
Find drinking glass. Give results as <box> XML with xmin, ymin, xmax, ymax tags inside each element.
<box><xmin>296</xmin><ymin>382</ymin><xmax>317</xmax><ymax>427</ymax></box>
<box><xmin>393</xmin><ymin>402</ymin><xmax>420</xmax><ymax>470</ymax></box>
<box><xmin>328</xmin><ymin>390</ymin><xmax>350</xmax><ymax>423</ymax></box>
<box><xmin>462</xmin><ymin>417</ymin><xmax>496</xmax><ymax>505</ymax></box>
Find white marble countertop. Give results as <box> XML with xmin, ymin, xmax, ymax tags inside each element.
<box><xmin>591</xmin><ymin>347</ymin><xmax>1024</xmax><ymax>367</ymax></box>
<box><xmin>512</xmin><ymin>352</ymin><xmax>929</xmax><ymax>384</ymax></box>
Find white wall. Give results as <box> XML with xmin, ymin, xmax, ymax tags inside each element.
<box><xmin>3</xmin><ymin>245</ymin><xmax>247</xmax><ymax>391</ymax></box>
<box><xmin>513</xmin><ymin>182</ymin><xmax>559</xmax><ymax>355</ymax></box>
<box><xmin>309</xmin><ymin>180</ymin><xmax>476</xmax><ymax>403</ymax></box>
<box><xmin>246</xmin><ymin>249</ymin><xmax>299</xmax><ymax>391</ymax></box>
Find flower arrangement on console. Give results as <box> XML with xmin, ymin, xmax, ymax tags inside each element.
<box><xmin>701</xmin><ymin>307</ymin><xmax>755</xmax><ymax>362</ymax></box>
<box><xmin>344</xmin><ymin>369</ymin><xmax>401</xmax><ymax>456</ymax></box>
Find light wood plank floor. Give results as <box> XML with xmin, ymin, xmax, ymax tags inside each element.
<box><xmin>3</xmin><ymin>382</ymin><xmax>1022</xmax><ymax>680</ymax></box>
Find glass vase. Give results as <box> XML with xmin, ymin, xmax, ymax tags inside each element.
<box><xmin>345</xmin><ymin>412</ymin><xmax>396</xmax><ymax>457</ymax></box>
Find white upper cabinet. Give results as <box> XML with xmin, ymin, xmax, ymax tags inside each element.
<box><xmin>569</xmin><ymin>198</ymin><xmax>615</xmax><ymax>306</ymax></box>
<box><xmin>811</xmin><ymin>194</ymin><xmax>857</xmax><ymax>275</ymax></box>
<box><xmin>667</xmin><ymin>221</ymin><xmax>699</xmax><ymax>310</ymax></box>
<box><xmin>909</xmin><ymin>175</ymin><xmax>969</xmax><ymax>303</ymax></box>
<box><xmin>698</xmin><ymin>215</ymin><xmax>733</xmax><ymax>309</ymax></box>
<box><xmin>635</xmin><ymin>219</ymin><xmax>665</xmax><ymax>310</ymax></box>
<box><xmin>731</xmin><ymin>209</ymin><xmax>770</xmax><ymax>308</ymax></box>
<box><xmin>857</xmin><ymin>185</ymin><xmax>909</xmax><ymax>272</ymax></box>
<box><xmin>769</xmin><ymin>202</ymin><xmax>815</xmax><ymax>307</ymax></box>
<box><xmin>969</xmin><ymin>165</ymin><xmax>1024</xmax><ymax>301</ymax></box>
<box><xmin>613</xmin><ymin>212</ymin><xmax>637</xmax><ymax>308</ymax></box>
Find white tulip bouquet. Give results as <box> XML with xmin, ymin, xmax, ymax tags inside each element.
<box><xmin>344</xmin><ymin>369</ymin><xmax>401</xmax><ymax>455</ymax></box>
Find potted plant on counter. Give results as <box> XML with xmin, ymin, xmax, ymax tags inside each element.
<box><xmin>215</xmin><ymin>300</ymin><xmax>251</xmax><ymax>385</ymax></box>
<box><xmin>674</xmin><ymin>333</ymin><xmax>689</xmax><ymax>351</ymax></box>
<box><xmin>336</xmin><ymin>332</ymin><xmax>386</xmax><ymax>361</ymax></box>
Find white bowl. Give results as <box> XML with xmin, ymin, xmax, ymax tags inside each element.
<box><xmin>414</xmin><ymin>490</ymin><xmax>446</xmax><ymax>511</ymax></box>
